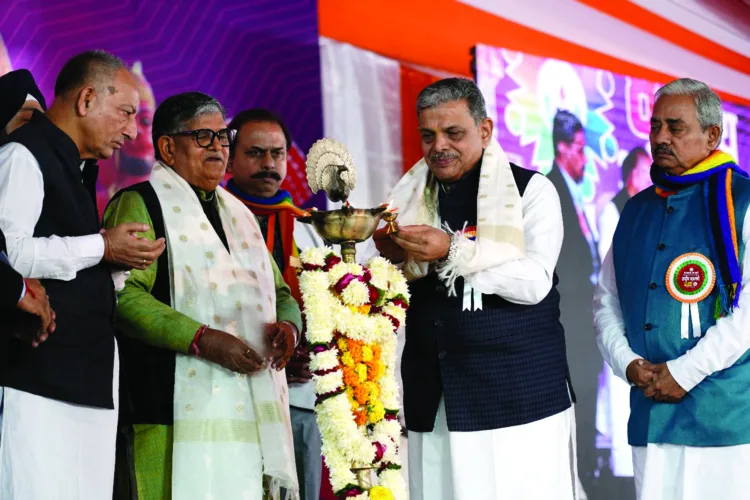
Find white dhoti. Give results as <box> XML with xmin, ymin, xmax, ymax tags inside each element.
<box><xmin>408</xmin><ymin>398</ymin><xmax>578</xmax><ymax>500</ymax></box>
<box><xmin>0</xmin><ymin>341</ymin><xmax>119</xmax><ymax>500</ymax></box>
<box><xmin>633</xmin><ymin>443</ymin><xmax>750</xmax><ymax>500</ymax></box>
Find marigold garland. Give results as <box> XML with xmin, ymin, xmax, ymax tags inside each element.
<box><xmin>299</xmin><ymin>247</ymin><xmax>409</xmax><ymax>499</ymax></box>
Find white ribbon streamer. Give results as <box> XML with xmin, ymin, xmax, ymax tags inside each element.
<box><xmin>473</xmin><ymin>287</ymin><xmax>483</xmax><ymax>311</ymax></box>
<box><xmin>462</xmin><ymin>284</ymin><xmax>484</xmax><ymax>311</ymax></box>
<box><xmin>463</xmin><ymin>284</ymin><xmax>472</xmax><ymax>311</ymax></box>
<box><xmin>680</xmin><ymin>302</ymin><xmax>703</xmax><ymax>339</ymax></box>
<box><xmin>690</xmin><ymin>302</ymin><xmax>701</xmax><ymax>338</ymax></box>
<box><xmin>681</xmin><ymin>302</ymin><xmax>689</xmax><ymax>339</ymax></box>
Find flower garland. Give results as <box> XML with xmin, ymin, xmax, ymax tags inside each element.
<box><xmin>299</xmin><ymin>247</ymin><xmax>409</xmax><ymax>500</ymax></box>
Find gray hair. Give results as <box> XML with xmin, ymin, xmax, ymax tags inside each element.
<box><xmin>152</xmin><ymin>92</ymin><xmax>226</xmax><ymax>161</ymax></box>
<box><xmin>655</xmin><ymin>78</ymin><xmax>723</xmax><ymax>139</ymax></box>
<box><xmin>54</xmin><ymin>50</ymin><xmax>125</xmax><ymax>97</ymax></box>
<box><xmin>416</xmin><ymin>77</ymin><xmax>487</xmax><ymax>124</ymax></box>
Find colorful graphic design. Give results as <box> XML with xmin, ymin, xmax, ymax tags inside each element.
<box><xmin>475</xmin><ymin>43</ymin><xmax>750</xmax><ymax>480</ymax></box>
<box><xmin>0</xmin><ymin>0</ymin><xmax>324</xmax><ymax>210</ymax></box>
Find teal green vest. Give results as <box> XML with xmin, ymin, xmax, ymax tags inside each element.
<box><xmin>613</xmin><ymin>175</ymin><xmax>750</xmax><ymax>446</ymax></box>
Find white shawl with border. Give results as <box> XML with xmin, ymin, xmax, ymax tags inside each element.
<box><xmin>151</xmin><ymin>163</ymin><xmax>298</xmax><ymax>500</ymax></box>
<box><xmin>388</xmin><ymin>141</ymin><xmax>526</xmax><ymax>300</ymax></box>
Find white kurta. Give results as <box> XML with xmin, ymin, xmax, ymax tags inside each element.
<box><xmin>406</xmin><ymin>174</ymin><xmax>583</xmax><ymax>500</ymax></box>
<box><xmin>409</xmin><ymin>400</ymin><xmax>577</xmax><ymax>500</ymax></box>
<box><xmin>594</xmin><ymin>204</ymin><xmax>750</xmax><ymax>500</ymax></box>
<box><xmin>0</xmin><ymin>342</ymin><xmax>119</xmax><ymax>500</ymax></box>
<box><xmin>0</xmin><ymin>141</ymin><xmax>125</xmax><ymax>499</ymax></box>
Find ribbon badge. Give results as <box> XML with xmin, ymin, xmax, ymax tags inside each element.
<box><xmin>666</xmin><ymin>253</ymin><xmax>716</xmax><ymax>339</ymax></box>
<box><xmin>461</xmin><ymin>226</ymin><xmax>483</xmax><ymax>312</ymax></box>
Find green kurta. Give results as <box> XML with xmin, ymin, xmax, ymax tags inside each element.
<box><xmin>104</xmin><ymin>189</ymin><xmax>302</xmax><ymax>500</ymax></box>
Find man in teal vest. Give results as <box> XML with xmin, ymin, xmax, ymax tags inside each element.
<box><xmin>595</xmin><ymin>78</ymin><xmax>750</xmax><ymax>500</ymax></box>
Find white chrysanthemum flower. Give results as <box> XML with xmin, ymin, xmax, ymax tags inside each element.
<box><xmin>341</xmin><ymin>280</ymin><xmax>370</xmax><ymax>306</ymax></box>
<box><xmin>322</xmin><ymin>443</ymin><xmax>358</xmax><ymax>492</ymax></box>
<box><xmin>300</xmin><ymin>287</ymin><xmax>336</xmax><ymax>344</ymax></box>
<box><xmin>328</xmin><ymin>262</ymin><xmax>365</xmax><ymax>287</ymax></box>
<box><xmin>327</xmin><ymin>262</ymin><xmax>349</xmax><ymax>286</ymax></box>
<box><xmin>300</xmin><ymin>247</ymin><xmax>331</xmax><ymax>267</ymax></box>
<box><xmin>366</xmin><ymin>257</ymin><xmax>391</xmax><ymax>290</ymax></box>
<box><xmin>310</xmin><ymin>348</ymin><xmax>340</xmax><ymax>372</ymax></box>
<box><xmin>383</xmin><ymin>303</ymin><xmax>406</xmax><ymax>325</ymax></box>
<box><xmin>313</xmin><ymin>370</ymin><xmax>344</xmax><ymax>395</ymax></box>
<box><xmin>373</xmin><ymin>420</ymin><xmax>402</xmax><ymax>445</ymax></box>
<box><xmin>316</xmin><ymin>394</ymin><xmax>375</xmax><ymax>464</ymax></box>
<box><xmin>379</xmin><ymin>469</ymin><xmax>407</xmax><ymax>500</ymax></box>
<box><xmin>379</xmin><ymin>378</ymin><xmax>400</xmax><ymax>409</ymax></box>
<box><xmin>338</xmin><ymin>308</ymin><xmax>381</xmax><ymax>345</ymax></box>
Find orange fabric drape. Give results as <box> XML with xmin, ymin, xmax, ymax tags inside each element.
<box><xmin>400</xmin><ymin>65</ymin><xmax>441</xmax><ymax>173</ymax></box>
<box><xmin>319</xmin><ymin>0</ymin><xmax>750</xmax><ymax>107</ymax></box>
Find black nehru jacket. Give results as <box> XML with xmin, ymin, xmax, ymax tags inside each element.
<box><xmin>0</xmin><ymin>69</ymin><xmax>47</xmax><ymax>131</ymax></box>
<box><xmin>402</xmin><ymin>161</ymin><xmax>574</xmax><ymax>432</ymax></box>
<box><xmin>546</xmin><ymin>162</ymin><xmax>599</xmax><ymax>478</ymax></box>
<box><xmin>0</xmin><ymin>228</ymin><xmax>24</xmax><ymax>312</ymax></box>
<box><xmin>0</xmin><ymin>111</ymin><xmax>116</xmax><ymax>409</ymax></box>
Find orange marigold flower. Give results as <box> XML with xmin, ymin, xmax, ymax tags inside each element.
<box><xmin>357</xmin><ymin>305</ymin><xmax>371</xmax><ymax>315</ymax></box>
<box><xmin>367</xmin><ymin>361</ymin><xmax>385</xmax><ymax>381</ymax></box>
<box><xmin>342</xmin><ymin>366</ymin><xmax>360</xmax><ymax>387</ymax></box>
<box><xmin>371</xmin><ymin>344</ymin><xmax>382</xmax><ymax>361</ymax></box>
<box><xmin>354</xmin><ymin>384</ymin><xmax>369</xmax><ymax>405</ymax></box>
<box><xmin>348</xmin><ymin>340</ymin><xmax>363</xmax><ymax>363</ymax></box>
<box><xmin>354</xmin><ymin>410</ymin><xmax>368</xmax><ymax>426</ymax></box>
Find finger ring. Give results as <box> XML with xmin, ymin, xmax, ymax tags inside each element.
<box><xmin>142</xmin><ymin>259</ymin><xmax>146</xmax><ymax>265</ymax></box>
<box><xmin>245</xmin><ymin>349</ymin><xmax>251</xmax><ymax>356</ymax></box>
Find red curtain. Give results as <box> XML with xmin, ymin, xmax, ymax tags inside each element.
<box><xmin>400</xmin><ymin>65</ymin><xmax>441</xmax><ymax>173</ymax></box>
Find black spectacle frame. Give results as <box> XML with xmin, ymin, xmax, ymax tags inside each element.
<box><xmin>170</xmin><ymin>128</ymin><xmax>236</xmax><ymax>148</ymax></box>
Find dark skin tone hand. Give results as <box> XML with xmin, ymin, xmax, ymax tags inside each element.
<box><xmin>101</xmin><ymin>222</ymin><xmax>165</xmax><ymax>271</ymax></box>
<box><xmin>197</xmin><ymin>328</ymin><xmax>266</xmax><ymax>374</ymax></box>
<box><xmin>642</xmin><ymin>362</ymin><xmax>687</xmax><ymax>403</ymax></box>
<box><xmin>14</xmin><ymin>279</ymin><xmax>56</xmax><ymax>347</ymax></box>
<box><xmin>373</xmin><ymin>227</ymin><xmax>405</xmax><ymax>263</ymax></box>
<box><xmin>286</xmin><ymin>345</ymin><xmax>313</xmax><ymax>384</ymax></box>
<box><xmin>266</xmin><ymin>321</ymin><xmax>297</xmax><ymax>370</ymax></box>
<box><xmin>626</xmin><ymin>358</ymin><xmax>655</xmax><ymax>388</ymax></box>
<box><xmin>389</xmin><ymin>225</ymin><xmax>451</xmax><ymax>263</ymax></box>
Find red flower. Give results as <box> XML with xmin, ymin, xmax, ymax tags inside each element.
<box><xmin>368</xmin><ymin>285</ymin><xmax>380</xmax><ymax>305</ymax></box>
<box><xmin>373</xmin><ymin>441</ymin><xmax>387</xmax><ymax>462</ymax></box>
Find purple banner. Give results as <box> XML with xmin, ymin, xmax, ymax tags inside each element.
<box><xmin>0</xmin><ymin>0</ymin><xmax>324</xmax><ymax>210</ymax></box>
<box><xmin>475</xmin><ymin>43</ymin><xmax>750</xmax><ymax>484</ymax></box>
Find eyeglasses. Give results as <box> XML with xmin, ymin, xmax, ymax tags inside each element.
<box><xmin>170</xmin><ymin>128</ymin><xmax>236</xmax><ymax>148</ymax></box>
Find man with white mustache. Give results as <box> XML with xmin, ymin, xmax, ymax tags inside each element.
<box><xmin>374</xmin><ymin>77</ymin><xmax>580</xmax><ymax>499</ymax></box>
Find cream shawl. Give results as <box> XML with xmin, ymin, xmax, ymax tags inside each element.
<box><xmin>150</xmin><ymin>163</ymin><xmax>298</xmax><ymax>500</ymax></box>
<box><xmin>388</xmin><ymin>140</ymin><xmax>526</xmax><ymax>295</ymax></box>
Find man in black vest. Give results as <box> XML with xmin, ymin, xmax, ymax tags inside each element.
<box><xmin>0</xmin><ymin>50</ymin><xmax>165</xmax><ymax>500</ymax></box>
<box><xmin>546</xmin><ymin>109</ymin><xmax>601</xmax><ymax>485</ymax></box>
<box><xmin>374</xmin><ymin>78</ymin><xmax>578</xmax><ymax>499</ymax></box>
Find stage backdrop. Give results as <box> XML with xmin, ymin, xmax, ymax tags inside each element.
<box><xmin>0</xmin><ymin>0</ymin><xmax>324</xmax><ymax>211</ymax></box>
<box><xmin>474</xmin><ymin>42</ymin><xmax>750</xmax><ymax>498</ymax></box>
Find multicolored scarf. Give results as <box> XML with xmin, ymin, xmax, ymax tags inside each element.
<box><xmin>226</xmin><ymin>180</ymin><xmax>308</xmax><ymax>304</ymax></box>
<box><xmin>651</xmin><ymin>150</ymin><xmax>747</xmax><ymax>317</ymax></box>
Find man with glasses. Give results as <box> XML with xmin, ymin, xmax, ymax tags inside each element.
<box><xmin>104</xmin><ymin>92</ymin><xmax>301</xmax><ymax>499</ymax></box>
